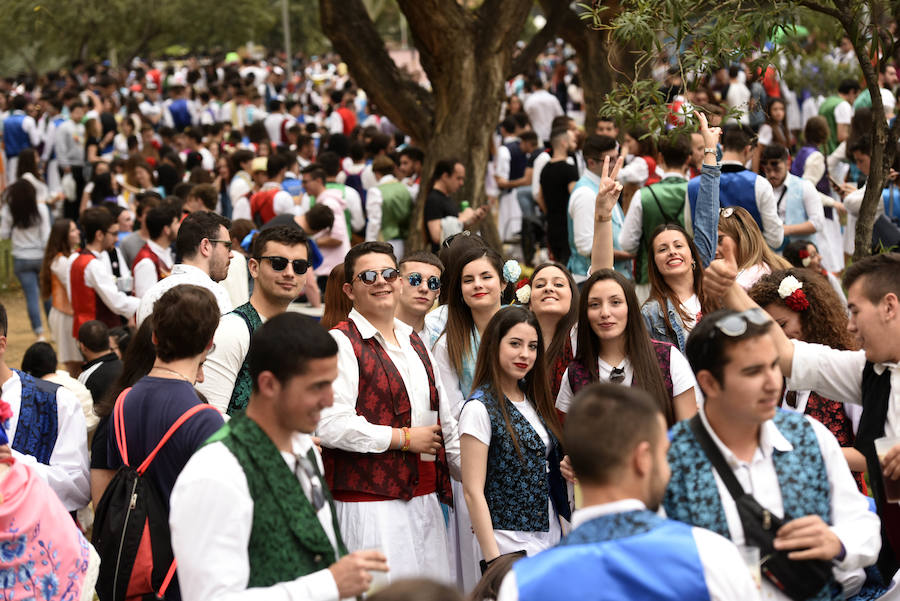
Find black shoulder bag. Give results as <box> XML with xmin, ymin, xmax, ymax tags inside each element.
<box><xmin>689</xmin><ymin>415</ymin><xmax>833</xmax><ymax>600</ymax></box>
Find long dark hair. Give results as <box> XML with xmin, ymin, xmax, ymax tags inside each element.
<box><xmin>39</xmin><ymin>218</ymin><xmax>76</xmax><ymax>300</ymax></box>
<box><xmin>528</xmin><ymin>262</ymin><xmax>578</xmax><ymax>366</ymax></box>
<box><xmin>16</xmin><ymin>148</ymin><xmax>41</xmax><ymax>180</ymax></box>
<box><xmin>94</xmin><ymin>319</ymin><xmax>155</xmax><ymax>419</ymax></box>
<box><xmin>4</xmin><ymin>179</ymin><xmax>40</xmax><ymax>229</ymax></box>
<box><xmin>470</xmin><ymin>306</ymin><xmax>562</xmax><ymax>457</ymax></box>
<box><xmin>575</xmin><ymin>270</ymin><xmax>673</xmax><ymax>425</ymax></box>
<box><xmin>646</xmin><ymin>223</ymin><xmax>711</xmax><ymax>337</ymax></box>
<box><xmin>764</xmin><ymin>98</ymin><xmax>790</xmax><ymax>148</ymax></box>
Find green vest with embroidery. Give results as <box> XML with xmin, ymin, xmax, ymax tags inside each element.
<box><xmin>818</xmin><ymin>95</ymin><xmax>842</xmax><ymax>155</ymax></box>
<box><xmin>636</xmin><ymin>177</ymin><xmax>687</xmax><ymax>285</ymax></box>
<box><xmin>377</xmin><ymin>181</ymin><xmax>412</xmax><ymax>241</ymax></box>
<box><xmin>210</xmin><ymin>414</ymin><xmax>347</xmax><ymax>588</ymax></box>
<box><xmin>228</xmin><ymin>302</ymin><xmax>263</xmax><ymax>415</ymax></box>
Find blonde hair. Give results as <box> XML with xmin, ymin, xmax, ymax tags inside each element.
<box><xmin>718</xmin><ymin>206</ymin><xmax>790</xmax><ymax>272</ymax></box>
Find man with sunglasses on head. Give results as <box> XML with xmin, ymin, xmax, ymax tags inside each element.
<box><xmin>317</xmin><ymin>241</ymin><xmax>459</xmax><ymax>585</ymax></box>
<box><xmin>395</xmin><ymin>251</ymin><xmax>443</xmax><ymax>337</ymax></box>
<box><xmin>136</xmin><ymin>211</ymin><xmax>234</xmax><ymax>326</ymax></box>
<box><xmin>197</xmin><ymin>226</ymin><xmax>310</xmax><ymax>416</ymax></box>
<box><xmin>664</xmin><ymin>307</ymin><xmax>880</xmax><ymax>600</ymax></box>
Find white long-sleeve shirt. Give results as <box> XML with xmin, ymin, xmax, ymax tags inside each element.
<box><xmin>136</xmin><ymin>263</ymin><xmax>232</xmax><ymax>326</ymax></box>
<box><xmin>316</xmin><ymin>309</ymin><xmax>460</xmax><ymax>479</ymax></box>
<box><xmin>171</xmin><ymin>432</ymin><xmax>342</xmax><ymax>601</ymax></box>
<box><xmin>67</xmin><ymin>250</ymin><xmax>140</xmax><ymax>319</ymax></box>
<box><xmin>132</xmin><ymin>239</ymin><xmax>174</xmax><ymax>298</ymax></box>
<box><xmin>4</xmin><ymin>371</ymin><xmax>91</xmax><ymax>511</ymax></box>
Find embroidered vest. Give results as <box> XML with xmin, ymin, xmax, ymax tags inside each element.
<box><xmin>567</xmin><ymin>340</ymin><xmax>674</xmax><ymax>401</ymax></box>
<box><xmin>857</xmin><ymin>363</ymin><xmax>900</xmax><ymax>579</ymax></box>
<box><xmin>212</xmin><ymin>414</ymin><xmax>347</xmax><ymax>588</ymax></box>
<box><xmin>637</xmin><ymin>177</ymin><xmax>688</xmax><ymax>285</ymax></box>
<box><xmin>688</xmin><ymin>166</ymin><xmax>763</xmax><ymax>230</ymax></box>
<box><xmin>10</xmin><ymin>369</ymin><xmax>61</xmax><ymax>465</ymax></box>
<box><xmin>505</xmin><ymin>140</ymin><xmax>528</xmax><ymax>181</ymax></box>
<box><xmin>467</xmin><ymin>387</ymin><xmax>569</xmax><ymax>532</ymax></box>
<box><xmin>322</xmin><ymin>319</ymin><xmax>452</xmax><ymax>505</ymax></box>
<box><xmin>514</xmin><ymin>510</ymin><xmax>710</xmax><ymax>601</ymax></box>
<box><xmin>132</xmin><ymin>243</ymin><xmax>171</xmax><ymax>289</ymax></box>
<box><xmin>70</xmin><ymin>250</ymin><xmax>120</xmax><ymax>337</ymax></box>
<box><xmin>376</xmin><ymin>181</ymin><xmax>412</xmax><ymax>241</ymax></box>
<box><xmin>227</xmin><ymin>303</ymin><xmax>264</xmax><ymax>415</ymax></box>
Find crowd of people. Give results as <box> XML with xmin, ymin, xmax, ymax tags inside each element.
<box><xmin>1</xmin><ymin>38</ymin><xmax>900</xmax><ymax>601</ymax></box>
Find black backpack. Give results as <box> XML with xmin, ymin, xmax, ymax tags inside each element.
<box><xmin>92</xmin><ymin>388</ymin><xmax>217</xmax><ymax>601</ymax></box>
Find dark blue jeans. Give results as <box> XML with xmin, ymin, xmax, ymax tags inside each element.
<box><xmin>13</xmin><ymin>256</ymin><xmax>44</xmax><ymax>335</ymax></box>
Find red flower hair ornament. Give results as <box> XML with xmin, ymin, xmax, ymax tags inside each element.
<box><xmin>778</xmin><ymin>275</ymin><xmax>810</xmax><ymax>312</ymax></box>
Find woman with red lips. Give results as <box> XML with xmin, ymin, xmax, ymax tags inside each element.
<box><xmin>459</xmin><ymin>307</ymin><xmax>568</xmax><ymax>572</ymax></box>
<box><xmin>556</xmin><ymin>269</ymin><xmax>699</xmax><ymax>427</ymax></box>
<box><xmin>527</xmin><ymin>262</ymin><xmax>579</xmax><ymax>398</ymax></box>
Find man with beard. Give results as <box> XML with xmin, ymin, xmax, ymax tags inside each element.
<box><xmin>498</xmin><ymin>384</ymin><xmax>756</xmax><ymax>601</ymax></box>
<box><xmin>197</xmin><ymin>226</ymin><xmax>310</xmax><ymax>415</ymax></box>
<box><xmin>137</xmin><ymin>211</ymin><xmax>234</xmax><ymax>325</ymax></box>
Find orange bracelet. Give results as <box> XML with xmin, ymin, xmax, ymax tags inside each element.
<box><xmin>400</xmin><ymin>427</ymin><xmax>411</xmax><ymax>452</ymax></box>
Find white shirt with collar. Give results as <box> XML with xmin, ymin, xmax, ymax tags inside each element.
<box><xmin>364</xmin><ymin>174</ymin><xmax>406</xmax><ymax>259</ymax></box>
<box><xmin>718</xmin><ymin>160</ymin><xmax>784</xmax><ymax>249</ymax></box>
<box><xmin>696</xmin><ymin>405</ymin><xmax>880</xmax><ymax>600</ymax></box>
<box><xmin>170</xmin><ymin>431</ymin><xmax>343</xmax><ymax>601</ymax></box>
<box><xmin>132</xmin><ymin>239</ymin><xmax>174</xmax><ymax>298</ymax></box>
<box><xmin>496</xmin><ymin>498</ymin><xmax>758</xmax><ymax>601</ymax></box>
<box><xmin>619</xmin><ymin>170</ymin><xmax>690</xmax><ymax>254</ymax></box>
<box><xmin>67</xmin><ymin>249</ymin><xmax>140</xmax><ymax>320</ymax></box>
<box><xmin>4</xmin><ymin>370</ymin><xmax>91</xmax><ymax>511</ymax></box>
<box><xmin>136</xmin><ymin>263</ymin><xmax>233</xmax><ymax>326</ymax></box>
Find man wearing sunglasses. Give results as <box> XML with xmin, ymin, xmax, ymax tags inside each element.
<box><xmin>395</xmin><ymin>251</ymin><xmax>443</xmax><ymax>337</ymax></box>
<box><xmin>197</xmin><ymin>225</ymin><xmax>310</xmax><ymax>416</ymax></box>
<box><xmin>317</xmin><ymin>241</ymin><xmax>458</xmax><ymax>585</ymax></box>
<box><xmin>665</xmin><ymin>306</ymin><xmax>880</xmax><ymax>600</ymax></box>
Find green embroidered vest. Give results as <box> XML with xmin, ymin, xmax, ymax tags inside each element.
<box><xmin>636</xmin><ymin>177</ymin><xmax>687</xmax><ymax>285</ymax></box>
<box><xmin>227</xmin><ymin>302</ymin><xmax>263</xmax><ymax>415</ymax></box>
<box><xmin>210</xmin><ymin>413</ymin><xmax>347</xmax><ymax>588</ymax></box>
<box><xmin>377</xmin><ymin>181</ymin><xmax>413</xmax><ymax>241</ymax></box>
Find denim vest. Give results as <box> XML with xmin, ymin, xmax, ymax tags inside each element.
<box><xmin>467</xmin><ymin>387</ymin><xmax>569</xmax><ymax>531</ymax></box>
<box><xmin>514</xmin><ymin>510</ymin><xmax>710</xmax><ymax>601</ymax></box>
<box><xmin>10</xmin><ymin>369</ymin><xmax>61</xmax><ymax>465</ymax></box>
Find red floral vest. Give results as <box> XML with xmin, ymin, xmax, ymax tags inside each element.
<box><xmin>69</xmin><ymin>250</ymin><xmax>120</xmax><ymax>337</ymax></box>
<box><xmin>322</xmin><ymin>319</ymin><xmax>453</xmax><ymax>506</ymax></box>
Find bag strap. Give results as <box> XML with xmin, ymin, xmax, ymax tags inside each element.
<box><xmin>112</xmin><ymin>387</ymin><xmax>134</xmax><ymax>467</ymax></box>
<box><xmin>137</xmin><ymin>404</ymin><xmax>219</xmax><ymax>475</ymax></box>
<box><xmin>688</xmin><ymin>414</ymin><xmax>748</xmax><ymax>501</ymax></box>
<box><xmin>156</xmin><ymin>560</ymin><xmax>178</xmax><ymax>599</ymax></box>
<box><xmin>647</xmin><ymin>185</ymin><xmax>680</xmax><ymax>224</ymax></box>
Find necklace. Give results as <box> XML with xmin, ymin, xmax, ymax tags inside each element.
<box><xmin>151</xmin><ymin>365</ymin><xmax>192</xmax><ymax>382</ymax></box>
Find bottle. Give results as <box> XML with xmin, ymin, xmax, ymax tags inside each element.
<box><xmin>460</xmin><ymin>201</ymin><xmax>470</xmax><ymax>211</ymax></box>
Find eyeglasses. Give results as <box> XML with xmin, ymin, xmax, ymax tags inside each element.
<box><xmin>762</xmin><ymin>160</ymin><xmax>784</xmax><ymax>169</ymax></box>
<box><xmin>709</xmin><ymin>308</ymin><xmax>770</xmax><ymax>338</ymax></box>
<box><xmin>609</xmin><ymin>367</ymin><xmax>626</xmax><ymax>384</ymax></box>
<box><xmin>208</xmin><ymin>238</ymin><xmax>232</xmax><ymax>249</ymax></box>
<box><xmin>406</xmin><ymin>272</ymin><xmax>441</xmax><ymax>291</ymax></box>
<box><xmin>355</xmin><ymin>268</ymin><xmax>400</xmax><ymax>285</ymax></box>
<box><xmin>105</xmin><ymin>229</ymin><xmax>119</xmax><ymax>236</ymax></box>
<box><xmin>257</xmin><ymin>256</ymin><xmax>310</xmax><ymax>274</ymax></box>
<box><xmin>719</xmin><ymin>207</ymin><xmax>735</xmax><ymax>218</ymax></box>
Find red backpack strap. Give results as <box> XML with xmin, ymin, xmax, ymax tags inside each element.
<box><xmin>136</xmin><ymin>404</ymin><xmax>219</xmax><ymax>475</ymax></box>
<box><xmin>112</xmin><ymin>387</ymin><xmax>134</xmax><ymax>467</ymax></box>
<box><xmin>157</xmin><ymin>560</ymin><xmax>178</xmax><ymax>598</ymax></box>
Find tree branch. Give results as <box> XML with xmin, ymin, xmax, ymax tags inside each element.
<box><xmin>795</xmin><ymin>0</ymin><xmax>845</xmax><ymax>23</ymax></box>
<box><xmin>319</xmin><ymin>0</ymin><xmax>434</xmax><ymax>144</ymax></box>
<box><xmin>508</xmin><ymin>1</ymin><xmax>569</xmax><ymax>78</ymax></box>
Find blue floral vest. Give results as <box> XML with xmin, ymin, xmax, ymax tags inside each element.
<box><xmin>514</xmin><ymin>510</ymin><xmax>710</xmax><ymax>601</ymax></box>
<box><xmin>11</xmin><ymin>369</ymin><xmax>61</xmax><ymax>465</ymax></box>
<box><xmin>466</xmin><ymin>386</ymin><xmax>569</xmax><ymax>531</ymax></box>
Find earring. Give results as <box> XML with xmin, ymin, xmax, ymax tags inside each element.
<box><xmin>691</xmin><ymin>260</ymin><xmax>697</xmax><ymax>269</ymax></box>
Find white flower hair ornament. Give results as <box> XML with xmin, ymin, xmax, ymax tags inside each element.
<box><xmin>502</xmin><ymin>260</ymin><xmax>522</xmax><ymax>284</ymax></box>
<box><xmin>778</xmin><ymin>275</ymin><xmax>810</xmax><ymax>312</ymax></box>
<box><xmin>515</xmin><ymin>284</ymin><xmax>532</xmax><ymax>304</ymax></box>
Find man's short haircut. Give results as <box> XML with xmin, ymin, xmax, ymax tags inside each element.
<box><xmin>582</xmin><ymin>135</ymin><xmax>618</xmax><ymax>163</ymax></box>
<box><xmin>551</xmin><ymin>115</ymin><xmax>571</xmax><ymax>131</ymax></box>
<box><xmin>304</xmin><ymin>203</ymin><xmax>336</xmax><ymax>232</ymax></box>
<box><xmin>432</xmin><ymin>159</ymin><xmax>461</xmax><ymax>182</ymax></box>
<box><xmin>685</xmin><ymin>308</ymin><xmax>772</xmax><ymax>385</ymax></box>
<box><xmin>549</xmin><ymin>126</ymin><xmax>570</xmax><ymax>147</ymax></box>
<box><xmin>81</xmin><ymin>206</ymin><xmax>114</xmax><ymax>242</ymax></box>
<box><xmin>145</xmin><ymin>203</ymin><xmax>179</xmax><ymax>239</ymax></box>
<box><xmin>400</xmin><ymin>251</ymin><xmax>444</xmax><ymax>272</ymax></box>
<box><xmin>190</xmin><ymin>183</ymin><xmax>218</xmax><ymax>211</ymax></box>
<box><xmin>519</xmin><ymin>131</ymin><xmax>538</xmax><ymax>146</ymax></box>
<box><xmin>343</xmin><ymin>241</ymin><xmax>398</xmax><ymax>284</ymax></box>
<box><xmin>399</xmin><ymin>146</ymin><xmax>424</xmax><ymax>164</ymax></box>
<box><xmin>721</xmin><ymin>124</ymin><xmax>753</xmax><ymax>152</ymax></box>
<box><xmin>565</xmin><ymin>383</ymin><xmax>662</xmax><ymax>485</ymax></box>
<box><xmin>177</xmin><ymin>211</ymin><xmax>232</xmax><ymax>259</ymax></box>
<box><xmin>301</xmin><ymin>164</ymin><xmax>326</xmax><ymax>184</ymax></box>
<box><xmin>248</xmin><ymin>313</ymin><xmax>338</xmax><ymax>391</ymax></box>
<box><xmin>21</xmin><ymin>342</ymin><xmax>57</xmax><ymax>378</ymax></box>
<box><xmin>657</xmin><ymin>131</ymin><xmax>692</xmax><ymax>167</ymax></box>
<box><xmin>848</xmin><ymin>135</ymin><xmax>872</xmax><ymax>157</ymax></box>
<box><xmin>266</xmin><ymin>153</ymin><xmax>288</xmax><ymax>178</ymax></box>
<box><xmin>512</xmin><ymin>112</ymin><xmax>530</xmax><ymax>131</ymax></box>
<box><xmin>372</xmin><ymin>155</ymin><xmax>395</xmax><ymax>177</ymax></box>
<box><xmin>135</xmin><ymin>192</ymin><xmax>162</xmax><ymax>219</ymax></box>
<box><xmin>251</xmin><ymin>224</ymin><xmax>308</xmax><ymax>258</ymax></box>
<box><xmin>151</xmin><ymin>285</ymin><xmax>219</xmax><ymax>362</ymax></box>
<box><xmin>761</xmin><ymin>144</ymin><xmax>789</xmax><ymax>162</ymax></box>
<box><xmin>230</xmin><ymin>149</ymin><xmax>255</xmax><ymax>174</ymax></box>
<box><xmin>172</xmin><ymin>181</ymin><xmax>195</xmax><ymax>201</ymax></box>
<box><xmin>839</xmin><ymin>79</ymin><xmax>862</xmax><ymax>95</ymax></box>
<box><xmin>78</xmin><ymin>320</ymin><xmax>111</xmax><ymax>353</ymax></box>
<box><xmin>315</xmin><ymin>151</ymin><xmax>341</xmax><ymax>177</ymax></box>
<box><xmin>366</xmin><ymin>132</ymin><xmax>391</xmax><ymax>155</ymax></box>
<box><xmin>843</xmin><ymin>252</ymin><xmax>900</xmax><ymax>306</ymax></box>
<box><xmin>501</xmin><ymin>116</ymin><xmax>517</xmax><ymax>135</ymax></box>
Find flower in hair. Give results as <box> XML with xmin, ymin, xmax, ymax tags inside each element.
<box><xmin>515</xmin><ymin>284</ymin><xmax>532</xmax><ymax>304</ymax></box>
<box><xmin>502</xmin><ymin>260</ymin><xmax>522</xmax><ymax>284</ymax></box>
<box><xmin>798</xmin><ymin>249</ymin><xmax>811</xmax><ymax>268</ymax></box>
<box><xmin>778</xmin><ymin>275</ymin><xmax>809</xmax><ymax>312</ymax></box>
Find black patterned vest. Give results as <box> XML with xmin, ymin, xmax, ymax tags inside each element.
<box><xmin>227</xmin><ymin>302</ymin><xmax>263</xmax><ymax>416</ymax></box>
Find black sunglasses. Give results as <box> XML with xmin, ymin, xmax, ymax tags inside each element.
<box><xmin>257</xmin><ymin>256</ymin><xmax>310</xmax><ymax>274</ymax></box>
<box><xmin>406</xmin><ymin>272</ymin><xmax>441</xmax><ymax>291</ymax></box>
<box><xmin>356</xmin><ymin>268</ymin><xmax>400</xmax><ymax>285</ymax></box>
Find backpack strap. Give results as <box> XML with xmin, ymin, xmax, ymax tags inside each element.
<box><xmin>157</xmin><ymin>560</ymin><xmax>178</xmax><ymax>598</ymax></box>
<box><xmin>113</xmin><ymin>387</ymin><xmax>134</xmax><ymax>466</ymax></box>
<box><xmin>137</xmin><ymin>404</ymin><xmax>219</xmax><ymax>475</ymax></box>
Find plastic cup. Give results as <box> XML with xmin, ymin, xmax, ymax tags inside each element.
<box><xmin>875</xmin><ymin>436</ymin><xmax>900</xmax><ymax>502</ymax></box>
